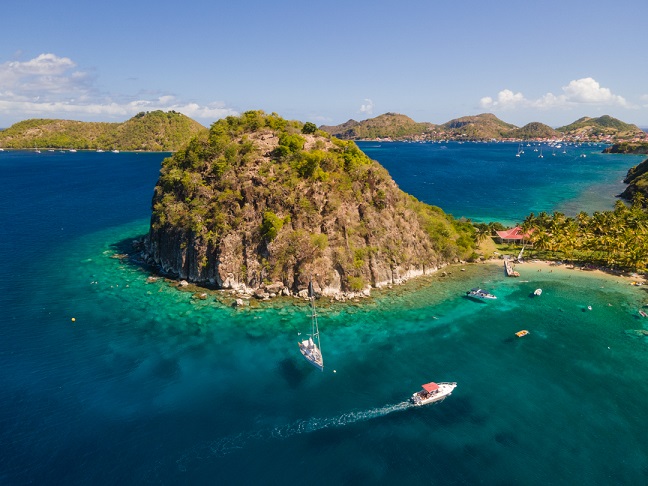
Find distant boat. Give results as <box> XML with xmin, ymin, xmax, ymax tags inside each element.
<box><xmin>410</xmin><ymin>381</ymin><xmax>457</xmax><ymax>406</ymax></box>
<box><xmin>533</xmin><ymin>289</ymin><xmax>542</xmax><ymax>296</ymax></box>
<box><xmin>69</xmin><ymin>149</ymin><xmax>77</xmax><ymax>153</ymax></box>
<box><xmin>96</xmin><ymin>149</ymin><xmax>104</xmax><ymax>153</ymax></box>
<box><xmin>466</xmin><ymin>288</ymin><xmax>497</xmax><ymax>300</ymax></box>
<box><xmin>34</xmin><ymin>148</ymin><xmax>41</xmax><ymax>153</ymax></box>
<box><xmin>538</xmin><ymin>148</ymin><xmax>543</xmax><ymax>158</ymax></box>
<box><xmin>515</xmin><ymin>330</ymin><xmax>530</xmax><ymax>337</ymax></box>
<box><xmin>298</xmin><ymin>281</ymin><xmax>324</xmax><ymax>371</ymax></box>
<box><xmin>112</xmin><ymin>149</ymin><xmax>120</xmax><ymax>153</ymax></box>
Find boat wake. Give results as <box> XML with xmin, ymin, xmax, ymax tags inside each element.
<box><xmin>174</xmin><ymin>401</ymin><xmax>412</xmax><ymax>471</ymax></box>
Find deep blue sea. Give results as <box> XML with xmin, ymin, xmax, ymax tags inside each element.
<box><xmin>1</xmin><ymin>147</ymin><xmax>648</xmax><ymax>485</ymax></box>
<box><xmin>357</xmin><ymin>141</ymin><xmax>644</xmax><ymax>224</ymax></box>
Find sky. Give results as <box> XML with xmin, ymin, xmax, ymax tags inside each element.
<box><xmin>2</xmin><ymin>0</ymin><xmax>648</xmax><ymax>129</ymax></box>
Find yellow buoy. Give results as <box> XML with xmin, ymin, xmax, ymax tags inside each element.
<box><xmin>71</xmin><ymin>317</ymin><xmax>76</xmax><ymax>322</ymax></box>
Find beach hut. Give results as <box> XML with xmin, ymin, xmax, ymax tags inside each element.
<box><xmin>495</xmin><ymin>226</ymin><xmax>533</xmax><ymax>245</ymax></box>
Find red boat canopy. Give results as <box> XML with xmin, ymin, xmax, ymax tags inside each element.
<box><xmin>422</xmin><ymin>382</ymin><xmax>439</xmax><ymax>392</ymax></box>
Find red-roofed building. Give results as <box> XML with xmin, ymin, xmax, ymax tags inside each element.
<box><xmin>495</xmin><ymin>226</ymin><xmax>533</xmax><ymax>245</ymax></box>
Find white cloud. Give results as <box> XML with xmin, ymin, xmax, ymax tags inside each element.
<box><xmin>0</xmin><ymin>53</ymin><xmax>237</xmax><ymax>124</ymax></box>
<box><xmin>480</xmin><ymin>89</ymin><xmax>525</xmax><ymax>110</ymax></box>
<box><xmin>562</xmin><ymin>78</ymin><xmax>626</xmax><ymax>105</ymax></box>
<box><xmin>480</xmin><ymin>77</ymin><xmax>629</xmax><ymax>111</ymax></box>
<box><xmin>359</xmin><ymin>98</ymin><xmax>374</xmax><ymax>115</ymax></box>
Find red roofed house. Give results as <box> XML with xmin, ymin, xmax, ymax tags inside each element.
<box><xmin>495</xmin><ymin>226</ymin><xmax>533</xmax><ymax>245</ymax></box>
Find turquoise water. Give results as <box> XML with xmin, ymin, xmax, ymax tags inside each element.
<box><xmin>1</xmin><ymin>149</ymin><xmax>648</xmax><ymax>484</ymax></box>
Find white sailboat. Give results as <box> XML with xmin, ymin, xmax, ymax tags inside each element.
<box><xmin>517</xmin><ymin>245</ymin><xmax>525</xmax><ymax>262</ymax></box>
<box><xmin>516</xmin><ymin>143</ymin><xmax>523</xmax><ymax>157</ymax></box>
<box><xmin>298</xmin><ymin>281</ymin><xmax>323</xmax><ymax>371</ymax></box>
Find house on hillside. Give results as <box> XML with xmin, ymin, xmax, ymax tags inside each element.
<box><xmin>495</xmin><ymin>226</ymin><xmax>533</xmax><ymax>245</ymax></box>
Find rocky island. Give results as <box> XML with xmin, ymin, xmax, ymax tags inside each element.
<box><xmin>142</xmin><ymin>111</ymin><xmax>476</xmax><ymax>298</ymax></box>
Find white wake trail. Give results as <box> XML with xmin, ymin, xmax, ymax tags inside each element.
<box><xmin>175</xmin><ymin>401</ymin><xmax>413</xmax><ymax>471</ymax></box>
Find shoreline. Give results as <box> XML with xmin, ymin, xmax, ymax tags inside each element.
<box><xmin>497</xmin><ymin>258</ymin><xmax>646</xmax><ymax>286</ymax></box>
<box><xmin>140</xmin><ymin>256</ymin><xmax>647</xmax><ymax>309</ymax></box>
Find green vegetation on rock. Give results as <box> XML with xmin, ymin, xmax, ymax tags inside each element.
<box><xmin>145</xmin><ymin>110</ymin><xmax>476</xmax><ymax>293</ymax></box>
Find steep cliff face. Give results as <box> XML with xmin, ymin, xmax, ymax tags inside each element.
<box><xmin>143</xmin><ymin>111</ymin><xmax>475</xmax><ymax>296</ymax></box>
<box><xmin>618</xmin><ymin>157</ymin><xmax>648</xmax><ymax>203</ymax></box>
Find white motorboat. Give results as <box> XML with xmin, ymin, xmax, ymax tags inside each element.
<box><xmin>533</xmin><ymin>288</ymin><xmax>542</xmax><ymax>296</ymax></box>
<box><xmin>298</xmin><ymin>281</ymin><xmax>324</xmax><ymax>371</ymax></box>
<box><xmin>466</xmin><ymin>288</ymin><xmax>497</xmax><ymax>300</ymax></box>
<box><xmin>410</xmin><ymin>382</ymin><xmax>457</xmax><ymax>406</ymax></box>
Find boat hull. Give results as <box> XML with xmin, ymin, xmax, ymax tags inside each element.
<box><xmin>298</xmin><ymin>339</ymin><xmax>323</xmax><ymax>371</ymax></box>
<box><xmin>410</xmin><ymin>382</ymin><xmax>457</xmax><ymax>406</ymax></box>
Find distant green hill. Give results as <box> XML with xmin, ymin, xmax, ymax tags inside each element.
<box><xmin>0</xmin><ymin>111</ymin><xmax>207</xmax><ymax>151</ymax></box>
<box><xmin>441</xmin><ymin>113</ymin><xmax>517</xmax><ymax>139</ymax></box>
<box><xmin>556</xmin><ymin>115</ymin><xmax>644</xmax><ymax>139</ymax></box>
<box><xmin>320</xmin><ymin>113</ymin><xmax>646</xmax><ymax>142</ymax></box>
<box><xmin>320</xmin><ymin>113</ymin><xmax>436</xmax><ymax>140</ymax></box>
<box><xmin>508</xmin><ymin>122</ymin><xmax>559</xmax><ymax>140</ymax></box>
<box><xmin>320</xmin><ymin>113</ymin><xmax>518</xmax><ymax>140</ymax></box>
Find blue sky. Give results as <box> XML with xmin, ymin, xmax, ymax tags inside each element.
<box><xmin>2</xmin><ymin>0</ymin><xmax>647</xmax><ymax>128</ymax></box>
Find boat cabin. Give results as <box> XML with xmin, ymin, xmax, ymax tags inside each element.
<box><xmin>419</xmin><ymin>382</ymin><xmax>439</xmax><ymax>398</ymax></box>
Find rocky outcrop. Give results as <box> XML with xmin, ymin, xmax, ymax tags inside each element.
<box><xmin>618</xmin><ymin>157</ymin><xmax>648</xmax><ymax>203</ymax></box>
<box><xmin>603</xmin><ymin>143</ymin><xmax>648</xmax><ymax>154</ymax></box>
<box><xmin>142</xmin><ymin>111</ymin><xmax>475</xmax><ymax>298</ymax></box>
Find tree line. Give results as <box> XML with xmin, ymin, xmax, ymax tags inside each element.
<box><xmin>477</xmin><ymin>194</ymin><xmax>648</xmax><ymax>272</ymax></box>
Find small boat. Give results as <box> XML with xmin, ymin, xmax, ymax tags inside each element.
<box><xmin>410</xmin><ymin>382</ymin><xmax>457</xmax><ymax>406</ymax></box>
<box><xmin>298</xmin><ymin>281</ymin><xmax>324</xmax><ymax>371</ymax></box>
<box><xmin>466</xmin><ymin>288</ymin><xmax>497</xmax><ymax>300</ymax></box>
<box><xmin>533</xmin><ymin>289</ymin><xmax>542</xmax><ymax>296</ymax></box>
<box><xmin>639</xmin><ymin>310</ymin><xmax>647</xmax><ymax>318</ymax></box>
<box><xmin>515</xmin><ymin>330</ymin><xmax>530</xmax><ymax>337</ymax></box>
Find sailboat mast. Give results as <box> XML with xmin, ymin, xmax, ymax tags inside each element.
<box><xmin>309</xmin><ymin>281</ymin><xmax>320</xmax><ymax>348</ymax></box>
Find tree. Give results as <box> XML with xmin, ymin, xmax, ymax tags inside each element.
<box><xmin>302</xmin><ymin>122</ymin><xmax>317</xmax><ymax>134</ymax></box>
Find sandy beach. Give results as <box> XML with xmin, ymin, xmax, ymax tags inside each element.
<box><xmin>498</xmin><ymin>258</ymin><xmax>646</xmax><ymax>287</ymax></box>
